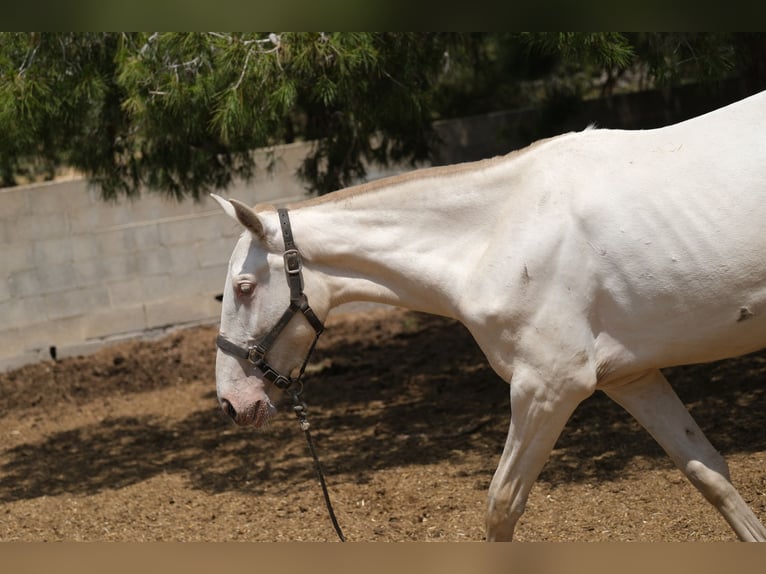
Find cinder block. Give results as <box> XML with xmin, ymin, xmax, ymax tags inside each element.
<box><xmin>98</xmin><ymin>253</ymin><xmax>139</xmax><ymax>283</ymax></box>
<box><xmin>8</xmin><ymin>268</ymin><xmax>40</xmax><ymax>298</ymax></box>
<box><xmin>0</xmin><ymin>326</ymin><xmax>29</xmax><ymax>363</ymax></box>
<box><xmin>195</xmin><ymin>236</ymin><xmax>237</xmax><ymax>269</ymax></box>
<box><xmin>48</xmin><ymin>315</ymin><xmax>87</xmax><ymax>344</ymax></box>
<box><xmin>158</xmin><ymin>213</ymin><xmax>225</xmax><ymax>247</ymax></box>
<box><xmin>131</xmin><ymin>224</ymin><xmax>162</xmax><ymax>251</ymax></box>
<box><xmin>74</xmin><ymin>258</ymin><xmax>107</xmax><ymax>288</ymax></box>
<box><xmin>67</xmin><ymin>201</ymin><xmax>136</xmax><ymax>233</ymax></box>
<box><xmin>0</xmin><ymin>188</ymin><xmax>30</xmax><ymax>218</ymax></box>
<box><xmin>1</xmin><ymin>243</ymin><xmax>35</xmax><ymax>275</ymax></box>
<box><xmin>220</xmin><ymin>218</ymin><xmax>246</xmax><ymax>240</ymax></box>
<box><xmin>91</xmin><ymin>224</ymin><xmax>161</xmax><ymax>257</ymax></box>
<box><xmin>34</xmin><ymin>236</ymin><xmax>75</xmax><ymax>265</ymax></box>
<box><xmin>66</xmin><ymin>207</ymin><xmax>103</xmax><ymax>234</ymax></box>
<box><xmin>69</xmin><ymin>235</ymin><xmax>102</xmax><ymax>261</ymax></box>
<box><xmin>134</xmin><ymin>247</ymin><xmax>172</xmax><ymax>277</ymax></box>
<box><xmin>81</xmin><ymin>303</ymin><xmax>147</xmax><ymax>340</ymax></box>
<box><xmin>170</xmin><ymin>244</ymin><xmax>203</xmax><ymax>273</ymax></box>
<box><xmin>0</xmin><ymin>295</ymin><xmax>47</xmax><ymax>329</ymax></box>
<box><xmin>167</xmin><ymin>266</ymin><xmax>227</xmax><ymax>299</ymax></box>
<box><xmin>93</xmin><ymin>229</ymin><xmax>126</xmax><ymax>257</ymax></box>
<box><xmin>107</xmin><ymin>277</ymin><xmax>146</xmax><ymax>307</ymax></box>
<box><xmin>28</xmin><ymin>179</ymin><xmax>92</xmax><ymax>215</ymax></box>
<box><xmin>194</xmin><ymin>264</ymin><xmax>228</xmax><ymax>294</ymax></box>
<box><xmin>108</xmin><ymin>273</ymin><xmax>179</xmax><ymax>308</ymax></box>
<box><xmin>136</xmin><ymin>245</ymin><xmax>198</xmax><ymax>276</ymax></box>
<box><xmin>9</xmin><ymin>212</ymin><xmax>70</xmax><ymax>242</ymax></box>
<box><xmin>44</xmin><ymin>287</ymin><xmax>110</xmax><ymax>321</ymax></box>
<box><xmin>35</xmin><ymin>262</ymin><xmax>81</xmax><ymax>294</ymax></box>
<box><xmin>0</xmin><ymin>315</ymin><xmax>84</xmax><ymax>364</ymax></box>
<box><xmin>116</xmin><ymin>271</ymin><xmax>226</xmax><ymax>309</ymax></box>
<box><xmin>124</xmin><ymin>192</ymin><xmax>186</xmax><ymax>222</ymax></box>
<box><xmin>143</xmin><ymin>294</ymin><xmax>221</xmax><ymax>330</ymax></box>
<box><xmin>139</xmin><ymin>274</ymin><xmax>176</xmax><ymax>302</ymax></box>
<box><xmin>10</xmin><ymin>255</ymin><xmax>83</xmax><ymax>297</ymax></box>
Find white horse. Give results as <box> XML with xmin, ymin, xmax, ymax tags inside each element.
<box><xmin>212</xmin><ymin>90</ymin><xmax>766</xmax><ymax>541</ymax></box>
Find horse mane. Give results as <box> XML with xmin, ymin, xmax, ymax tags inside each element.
<box><xmin>294</xmin><ymin>133</ymin><xmax>568</xmax><ymax>208</ymax></box>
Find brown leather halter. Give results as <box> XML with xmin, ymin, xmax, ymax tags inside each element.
<box><xmin>215</xmin><ymin>208</ymin><xmax>324</xmax><ymax>392</ymax></box>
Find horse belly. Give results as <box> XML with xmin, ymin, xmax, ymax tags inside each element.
<box><xmin>591</xmin><ymin>260</ymin><xmax>766</xmax><ymax>383</ymax></box>
<box><xmin>583</xmin><ymin>186</ymin><xmax>766</xmax><ymax>378</ymax></box>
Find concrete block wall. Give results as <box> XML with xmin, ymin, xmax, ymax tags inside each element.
<box><xmin>0</xmin><ymin>142</ymin><xmax>316</xmax><ymax>371</ymax></box>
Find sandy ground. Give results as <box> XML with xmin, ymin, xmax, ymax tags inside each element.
<box><xmin>2</xmin><ymin>307</ymin><xmax>766</xmax><ymax>541</ymax></box>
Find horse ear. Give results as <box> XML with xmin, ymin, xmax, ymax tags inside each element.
<box><xmin>210</xmin><ymin>194</ymin><xmax>265</xmax><ymax>241</ymax></box>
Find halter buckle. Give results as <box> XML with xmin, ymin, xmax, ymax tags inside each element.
<box><xmin>272</xmin><ymin>374</ymin><xmax>292</xmax><ymax>390</ymax></box>
<box><xmin>247</xmin><ymin>345</ymin><xmax>266</xmax><ymax>364</ymax></box>
<box><xmin>284</xmin><ymin>249</ymin><xmax>302</xmax><ymax>275</ymax></box>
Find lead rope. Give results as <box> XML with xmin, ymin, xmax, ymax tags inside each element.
<box><xmin>289</xmin><ymin>334</ymin><xmax>346</xmax><ymax>542</ymax></box>
<box><xmin>290</xmin><ymin>391</ymin><xmax>346</xmax><ymax>542</ymax></box>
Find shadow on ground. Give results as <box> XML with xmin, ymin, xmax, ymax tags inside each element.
<box><xmin>2</xmin><ymin>311</ymin><xmax>766</xmax><ymax>503</ymax></box>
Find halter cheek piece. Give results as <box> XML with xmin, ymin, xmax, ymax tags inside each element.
<box><xmin>215</xmin><ymin>208</ymin><xmax>324</xmax><ymax>392</ymax></box>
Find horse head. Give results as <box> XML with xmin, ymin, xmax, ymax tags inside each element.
<box><xmin>211</xmin><ymin>194</ymin><xmax>327</xmax><ymax>428</ymax></box>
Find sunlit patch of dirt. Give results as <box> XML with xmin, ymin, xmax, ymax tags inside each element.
<box><xmin>1</xmin><ymin>308</ymin><xmax>765</xmax><ymax>541</ymax></box>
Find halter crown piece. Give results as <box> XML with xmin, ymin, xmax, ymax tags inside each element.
<box><xmin>215</xmin><ymin>207</ymin><xmax>346</xmax><ymax>542</ymax></box>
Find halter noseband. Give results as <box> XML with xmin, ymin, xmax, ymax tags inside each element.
<box><xmin>215</xmin><ymin>208</ymin><xmax>324</xmax><ymax>392</ymax></box>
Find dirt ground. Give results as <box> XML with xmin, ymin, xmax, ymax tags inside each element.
<box><xmin>1</xmin><ymin>307</ymin><xmax>766</xmax><ymax>542</ymax></box>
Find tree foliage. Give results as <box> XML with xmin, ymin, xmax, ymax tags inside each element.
<box><xmin>0</xmin><ymin>32</ymin><xmax>460</xmax><ymax>198</ymax></box>
<box><xmin>1</xmin><ymin>32</ymin><xmax>764</xmax><ymax>199</ymax></box>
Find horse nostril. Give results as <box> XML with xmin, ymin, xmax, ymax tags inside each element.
<box><xmin>221</xmin><ymin>398</ymin><xmax>237</xmax><ymax>421</ymax></box>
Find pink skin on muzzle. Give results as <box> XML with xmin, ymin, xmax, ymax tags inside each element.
<box><xmin>217</xmin><ymin>353</ymin><xmax>279</xmax><ymax>427</ymax></box>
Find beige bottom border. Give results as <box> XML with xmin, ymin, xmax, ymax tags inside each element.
<box><xmin>2</xmin><ymin>542</ymin><xmax>764</xmax><ymax>574</ymax></box>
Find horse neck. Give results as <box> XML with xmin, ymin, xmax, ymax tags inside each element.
<box><xmin>284</xmin><ymin>160</ymin><xmax>514</xmax><ymax>318</ymax></box>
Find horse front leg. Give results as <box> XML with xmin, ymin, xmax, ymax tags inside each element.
<box><xmin>486</xmin><ymin>364</ymin><xmax>593</xmax><ymax>541</ymax></box>
<box><xmin>603</xmin><ymin>369</ymin><xmax>766</xmax><ymax>541</ymax></box>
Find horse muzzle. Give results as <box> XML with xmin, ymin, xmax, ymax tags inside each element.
<box><xmin>219</xmin><ymin>391</ymin><xmax>276</xmax><ymax>428</ymax></box>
